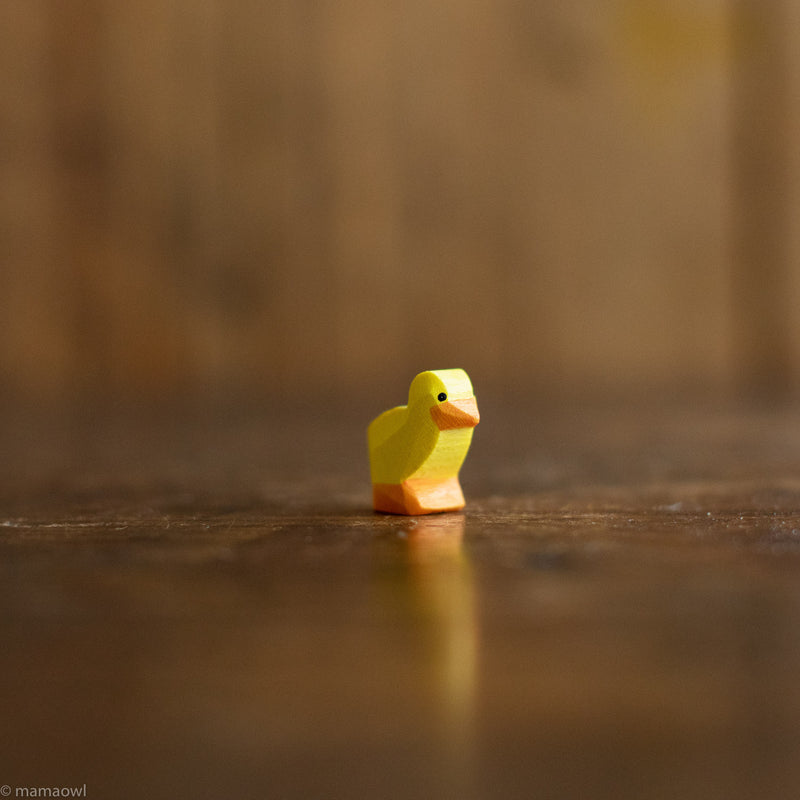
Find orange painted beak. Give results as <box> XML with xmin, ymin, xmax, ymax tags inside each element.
<box><xmin>430</xmin><ymin>397</ymin><xmax>480</xmax><ymax>430</ymax></box>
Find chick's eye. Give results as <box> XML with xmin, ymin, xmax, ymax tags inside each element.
<box><xmin>437</xmin><ymin>392</ymin><xmax>447</xmax><ymax>402</ymax></box>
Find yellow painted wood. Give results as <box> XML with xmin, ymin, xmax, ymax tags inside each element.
<box><xmin>368</xmin><ymin>369</ymin><xmax>479</xmax><ymax>514</ymax></box>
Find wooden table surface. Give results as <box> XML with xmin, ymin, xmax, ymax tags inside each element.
<box><xmin>3</xmin><ymin>396</ymin><xmax>800</xmax><ymax>799</ymax></box>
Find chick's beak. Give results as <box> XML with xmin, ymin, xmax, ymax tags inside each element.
<box><xmin>430</xmin><ymin>396</ymin><xmax>480</xmax><ymax>430</ymax></box>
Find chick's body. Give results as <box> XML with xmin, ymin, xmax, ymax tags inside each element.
<box><xmin>368</xmin><ymin>369</ymin><xmax>479</xmax><ymax>515</ymax></box>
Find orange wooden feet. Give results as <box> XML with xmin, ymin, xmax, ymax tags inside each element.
<box><xmin>372</xmin><ymin>477</ymin><xmax>465</xmax><ymax>515</ymax></box>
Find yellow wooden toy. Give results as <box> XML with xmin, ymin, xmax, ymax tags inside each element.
<box><xmin>368</xmin><ymin>369</ymin><xmax>480</xmax><ymax>515</ymax></box>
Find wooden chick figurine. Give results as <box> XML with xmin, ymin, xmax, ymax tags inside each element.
<box><xmin>368</xmin><ymin>369</ymin><xmax>480</xmax><ymax>515</ymax></box>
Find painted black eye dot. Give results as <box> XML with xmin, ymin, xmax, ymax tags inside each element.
<box><xmin>437</xmin><ymin>392</ymin><xmax>447</xmax><ymax>402</ymax></box>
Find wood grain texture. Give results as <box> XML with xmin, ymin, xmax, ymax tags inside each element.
<box><xmin>2</xmin><ymin>0</ymin><xmax>789</xmax><ymax>403</ymax></box>
<box><xmin>2</xmin><ymin>398</ymin><xmax>800</xmax><ymax>797</ymax></box>
<box><xmin>730</xmin><ymin>0</ymin><xmax>794</xmax><ymax>393</ymax></box>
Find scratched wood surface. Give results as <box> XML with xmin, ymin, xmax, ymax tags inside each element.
<box><xmin>2</xmin><ymin>398</ymin><xmax>800</xmax><ymax>799</ymax></box>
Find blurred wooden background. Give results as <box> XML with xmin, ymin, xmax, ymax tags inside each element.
<box><xmin>2</xmin><ymin>0</ymin><xmax>799</xmax><ymax>407</ymax></box>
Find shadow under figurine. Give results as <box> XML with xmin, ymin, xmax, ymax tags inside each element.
<box><xmin>368</xmin><ymin>369</ymin><xmax>480</xmax><ymax>515</ymax></box>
